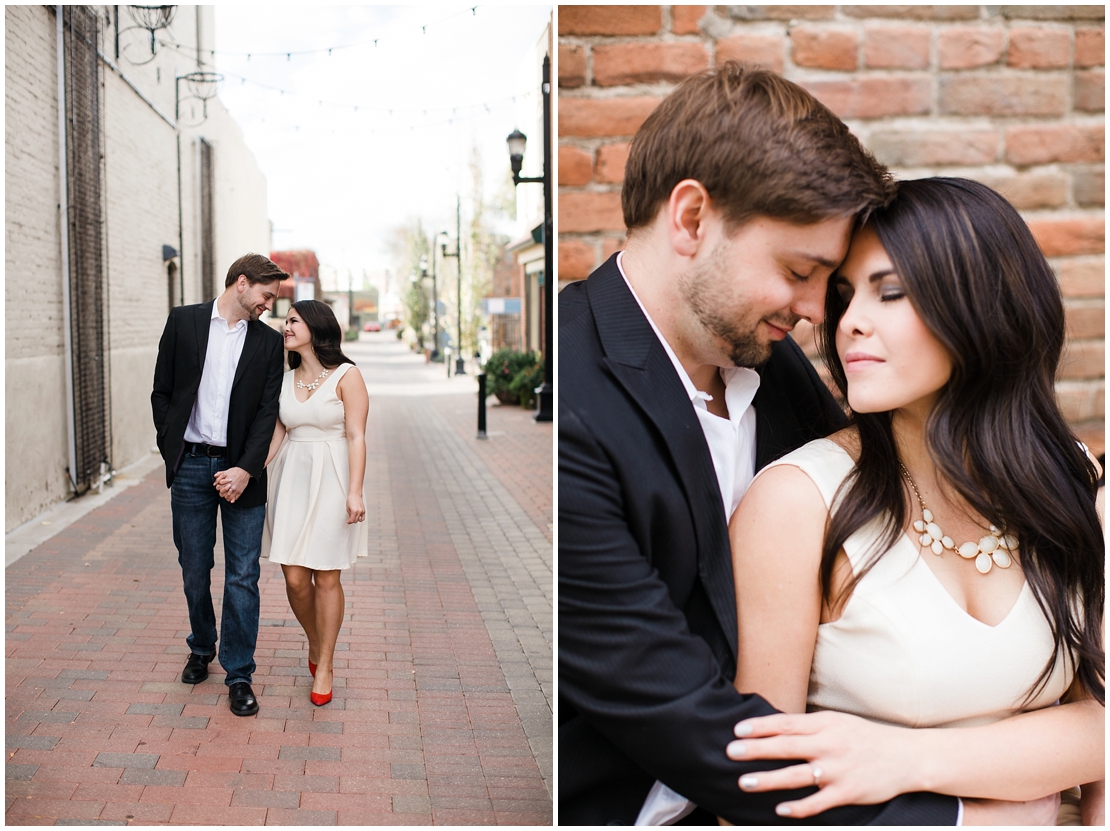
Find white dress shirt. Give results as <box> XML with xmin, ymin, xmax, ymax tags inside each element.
<box><xmin>183</xmin><ymin>300</ymin><xmax>248</xmax><ymax>447</ymax></box>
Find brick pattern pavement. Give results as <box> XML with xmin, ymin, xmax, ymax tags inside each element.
<box><xmin>431</xmin><ymin>398</ymin><xmax>554</xmax><ymax>544</ymax></box>
<box><xmin>421</xmin><ymin>398</ymin><xmax>553</xmax><ymax>788</ymax></box>
<box><xmin>6</xmin><ymin>393</ymin><xmax>552</xmax><ymax>825</ymax></box>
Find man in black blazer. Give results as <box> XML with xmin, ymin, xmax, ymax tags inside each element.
<box><xmin>151</xmin><ymin>253</ymin><xmax>287</xmax><ymax>717</ymax></box>
<box><xmin>560</xmin><ymin>65</ymin><xmax>1038</xmax><ymax>825</ymax></box>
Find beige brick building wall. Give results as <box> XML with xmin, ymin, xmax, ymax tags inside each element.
<box><xmin>557</xmin><ymin>4</ymin><xmax>1105</xmax><ymax>454</ymax></box>
<box><xmin>6</xmin><ymin>5</ymin><xmax>271</xmax><ymax>531</ymax></box>
<box><xmin>5</xmin><ymin>6</ymin><xmax>71</xmax><ymax>525</ymax></box>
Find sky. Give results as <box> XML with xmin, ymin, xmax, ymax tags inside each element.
<box><xmin>212</xmin><ymin>5</ymin><xmax>552</xmax><ymax>276</ymax></box>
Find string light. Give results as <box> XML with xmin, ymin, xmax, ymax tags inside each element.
<box><xmin>163</xmin><ymin>5</ymin><xmax>482</xmax><ymax>62</ymax></box>
<box><xmin>166</xmin><ymin>55</ymin><xmax>538</xmax><ymax>118</ymax></box>
<box><xmin>162</xmin><ymin>6</ymin><xmax>547</xmax><ymax>143</ymax></box>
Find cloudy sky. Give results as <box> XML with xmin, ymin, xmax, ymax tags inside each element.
<box><xmin>213</xmin><ymin>5</ymin><xmax>552</xmax><ymax>275</ymax></box>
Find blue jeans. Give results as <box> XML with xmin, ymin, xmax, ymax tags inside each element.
<box><xmin>171</xmin><ymin>452</ymin><xmax>264</xmax><ymax>686</ymax></box>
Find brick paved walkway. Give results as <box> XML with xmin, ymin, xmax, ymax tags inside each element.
<box><xmin>6</xmin><ymin>338</ymin><xmax>552</xmax><ymax>826</ymax></box>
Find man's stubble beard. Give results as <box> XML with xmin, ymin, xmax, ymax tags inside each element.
<box><xmin>678</xmin><ymin>245</ymin><xmax>781</xmax><ymax>369</ymax></box>
<box><xmin>238</xmin><ymin>293</ymin><xmax>260</xmax><ymax>322</ymax></box>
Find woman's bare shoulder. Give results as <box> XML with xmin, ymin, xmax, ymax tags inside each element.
<box><xmin>731</xmin><ymin>461</ymin><xmax>828</xmax><ymax>546</ymax></box>
<box><xmin>336</xmin><ymin>363</ymin><xmax>364</xmax><ymax>395</ymax></box>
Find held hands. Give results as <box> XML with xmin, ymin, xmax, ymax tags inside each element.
<box><xmin>213</xmin><ymin>467</ymin><xmax>250</xmax><ymax>503</ymax></box>
<box><xmin>346</xmin><ymin>493</ymin><xmax>366</xmax><ymax>525</ymax></box>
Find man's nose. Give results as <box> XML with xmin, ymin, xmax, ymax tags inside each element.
<box><xmin>793</xmin><ymin>279</ymin><xmax>826</xmax><ymax>325</ymax></box>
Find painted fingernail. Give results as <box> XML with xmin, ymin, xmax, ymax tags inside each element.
<box><xmin>776</xmin><ymin>805</ymin><xmax>793</xmax><ymax>817</ymax></box>
<box><xmin>727</xmin><ymin>741</ymin><xmax>745</xmax><ymax>757</ymax></box>
<box><xmin>734</xmin><ymin>723</ymin><xmax>753</xmax><ymax>737</ymax></box>
<box><xmin>739</xmin><ymin>776</ymin><xmax>758</xmax><ymax>791</ymax></box>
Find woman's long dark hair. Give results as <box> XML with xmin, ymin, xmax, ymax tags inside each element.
<box><xmin>287</xmin><ymin>299</ymin><xmax>355</xmax><ymax>370</ymax></box>
<box><xmin>819</xmin><ymin>177</ymin><xmax>1104</xmax><ymax>705</ymax></box>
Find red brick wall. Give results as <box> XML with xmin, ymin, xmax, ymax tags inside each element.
<box><xmin>558</xmin><ymin>5</ymin><xmax>1105</xmax><ymax>453</ymax></box>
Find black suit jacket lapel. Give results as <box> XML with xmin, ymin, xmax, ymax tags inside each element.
<box><xmin>233</xmin><ymin>320</ymin><xmax>264</xmax><ymax>389</ymax></box>
<box><xmin>588</xmin><ymin>257</ymin><xmax>739</xmax><ymax>657</ymax></box>
<box><xmin>194</xmin><ymin>300</ymin><xmax>214</xmax><ymax>371</ymax></box>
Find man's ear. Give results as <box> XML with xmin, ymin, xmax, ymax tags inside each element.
<box><xmin>666</xmin><ymin>179</ymin><xmax>713</xmax><ymax>258</ymax></box>
<box><xmin>236</xmin><ymin>274</ymin><xmax>249</xmax><ymax>292</ymax></box>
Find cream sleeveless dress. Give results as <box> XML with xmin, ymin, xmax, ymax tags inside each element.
<box><xmin>263</xmin><ymin>363</ymin><xmax>367</xmax><ymax>570</ymax></box>
<box><xmin>767</xmin><ymin>439</ymin><xmax>1080</xmax><ymax>826</ymax></box>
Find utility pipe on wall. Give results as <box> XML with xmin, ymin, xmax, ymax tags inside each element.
<box><xmin>57</xmin><ymin>5</ymin><xmax>79</xmax><ymax>493</ymax></box>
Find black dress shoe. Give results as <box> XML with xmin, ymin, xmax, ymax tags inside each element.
<box><xmin>181</xmin><ymin>653</ymin><xmax>212</xmax><ymax>684</ymax></box>
<box><xmin>228</xmin><ymin>682</ymin><xmax>259</xmax><ymax>717</ymax></box>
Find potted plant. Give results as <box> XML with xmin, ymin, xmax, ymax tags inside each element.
<box><xmin>509</xmin><ymin>357</ymin><xmax>544</xmax><ymax>409</ymax></box>
<box><xmin>486</xmin><ymin>348</ymin><xmax>539</xmax><ymax>405</ymax></box>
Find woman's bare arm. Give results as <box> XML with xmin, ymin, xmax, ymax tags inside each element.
<box><xmin>264</xmin><ymin>418</ymin><xmax>286</xmax><ymax>468</ymax></box>
<box><xmin>731</xmin><ymin>464</ymin><xmax>829</xmax><ymax>714</ymax></box>
<box><xmin>338</xmin><ymin>366</ymin><xmax>368</xmax><ymax>524</ymax></box>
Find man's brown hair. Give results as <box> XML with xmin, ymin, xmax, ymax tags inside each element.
<box><xmin>622</xmin><ymin>62</ymin><xmax>894</xmax><ymax>232</ymax></box>
<box><xmin>224</xmin><ymin>253</ymin><xmax>289</xmax><ymax>288</ymax></box>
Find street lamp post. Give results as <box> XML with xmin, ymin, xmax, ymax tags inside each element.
<box><xmin>430</xmin><ymin>239</ymin><xmax>440</xmax><ymax>360</ymax></box>
<box><xmin>454</xmin><ymin>196</ymin><xmax>465</xmax><ymax>376</ymax></box>
<box><xmin>440</xmin><ymin>200</ymin><xmax>464</xmax><ymax>376</ymax></box>
<box><xmin>505</xmin><ymin>53</ymin><xmax>553</xmax><ymax>423</ymax></box>
<box><xmin>419</xmin><ymin>254</ymin><xmax>432</xmax><ymax>351</ymax></box>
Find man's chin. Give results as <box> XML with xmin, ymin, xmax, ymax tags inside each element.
<box><xmin>727</xmin><ymin>341</ymin><xmax>774</xmax><ymax>369</ymax></box>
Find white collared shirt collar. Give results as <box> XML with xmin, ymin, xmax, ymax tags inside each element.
<box><xmin>212</xmin><ymin>297</ymin><xmax>248</xmax><ymax>331</ymax></box>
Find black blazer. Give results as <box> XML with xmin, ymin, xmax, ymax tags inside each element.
<box><xmin>151</xmin><ymin>300</ymin><xmax>284</xmax><ymax>509</ymax></box>
<box><xmin>558</xmin><ymin>256</ymin><xmax>958</xmax><ymax>826</ymax></box>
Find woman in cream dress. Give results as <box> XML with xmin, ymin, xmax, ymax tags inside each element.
<box><xmin>726</xmin><ymin>179</ymin><xmax>1103</xmax><ymax>824</ymax></box>
<box><xmin>263</xmin><ymin>300</ymin><xmax>368</xmax><ymax>706</ymax></box>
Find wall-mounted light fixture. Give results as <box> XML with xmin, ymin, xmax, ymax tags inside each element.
<box><xmin>117</xmin><ymin>5</ymin><xmax>176</xmax><ymax>64</ymax></box>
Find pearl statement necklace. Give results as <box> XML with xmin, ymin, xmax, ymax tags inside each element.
<box><xmin>898</xmin><ymin>462</ymin><xmax>1018</xmax><ymax>575</ymax></box>
<box><xmin>295</xmin><ymin>367</ymin><xmax>329</xmax><ymax>391</ymax></box>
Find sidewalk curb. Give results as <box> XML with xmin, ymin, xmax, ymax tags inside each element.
<box><xmin>5</xmin><ymin>451</ymin><xmax>164</xmax><ymax>567</ymax></box>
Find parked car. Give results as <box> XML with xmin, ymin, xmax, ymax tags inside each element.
<box><xmin>363</xmin><ymin>320</ymin><xmax>382</xmax><ymax>332</ymax></box>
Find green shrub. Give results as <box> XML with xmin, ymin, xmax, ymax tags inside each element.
<box><xmin>485</xmin><ymin>348</ymin><xmax>539</xmax><ymax>401</ymax></box>
<box><xmin>509</xmin><ymin>359</ymin><xmax>544</xmax><ymax>409</ymax></box>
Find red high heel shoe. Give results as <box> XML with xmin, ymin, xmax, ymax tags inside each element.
<box><xmin>310</xmin><ymin>688</ymin><xmax>332</xmax><ymax>706</ymax></box>
<box><xmin>308</xmin><ymin>661</ymin><xmax>317</xmax><ymax>678</ymax></box>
